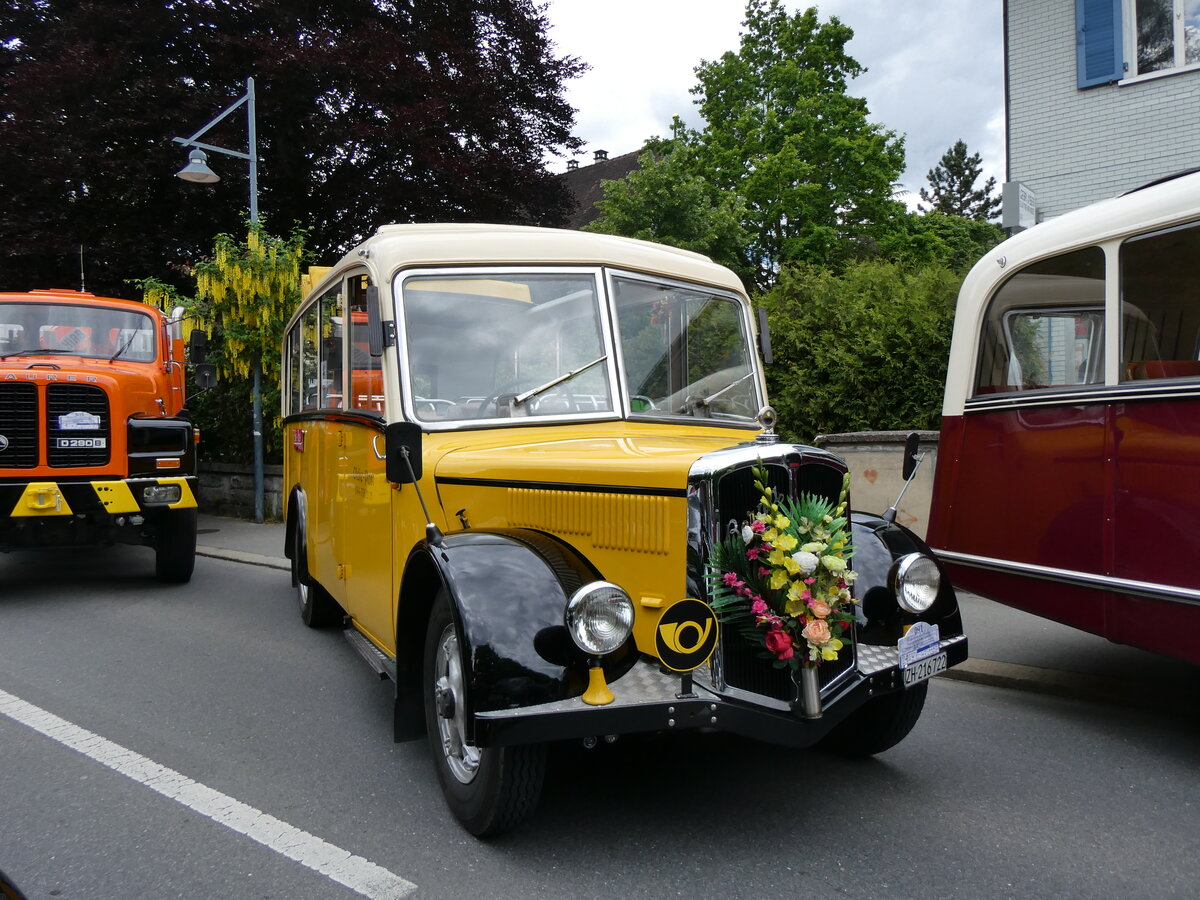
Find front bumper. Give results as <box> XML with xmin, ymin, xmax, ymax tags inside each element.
<box><xmin>474</xmin><ymin>633</ymin><xmax>968</xmax><ymax>748</ymax></box>
<box><xmin>1</xmin><ymin>476</ymin><xmax>197</xmax><ymax>519</ymax></box>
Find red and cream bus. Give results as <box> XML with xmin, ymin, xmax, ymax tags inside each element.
<box><xmin>928</xmin><ymin>170</ymin><xmax>1200</xmax><ymax>665</ymax></box>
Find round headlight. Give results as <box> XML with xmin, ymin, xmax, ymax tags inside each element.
<box><xmin>890</xmin><ymin>553</ymin><xmax>941</xmax><ymax>614</ymax></box>
<box><xmin>565</xmin><ymin>581</ymin><xmax>634</xmax><ymax>655</ymax></box>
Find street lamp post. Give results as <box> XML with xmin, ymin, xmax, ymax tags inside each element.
<box><xmin>174</xmin><ymin>77</ymin><xmax>266</xmax><ymax>523</ymax></box>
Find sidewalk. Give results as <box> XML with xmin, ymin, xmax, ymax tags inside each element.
<box><xmin>197</xmin><ymin>514</ymin><xmax>1200</xmax><ymax>712</ymax></box>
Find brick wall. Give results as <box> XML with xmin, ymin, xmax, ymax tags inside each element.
<box><xmin>1008</xmin><ymin>0</ymin><xmax>1200</xmax><ymax>219</ymax></box>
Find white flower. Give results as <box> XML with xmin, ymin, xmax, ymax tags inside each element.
<box><xmin>793</xmin><ymin>551</ymin><xmax>819</xmax><ymax>575</ymax></box>
<box><xmin>801</xmin><ymin>541</ymin><xmax>826</xmax><ymax>554</ymax></box>
<box><xmin>741</xmin><ymin>524</ymin><xmax>754</xmax><ymax>543</ymax></box>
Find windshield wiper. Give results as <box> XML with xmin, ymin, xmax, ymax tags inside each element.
<box><xmin>513</xmin><ymin>355</ymin><xmax>608</xmax><ymax>407</ymax></box>
<box><xmin>683</xmin><ymin>371</ymin><xmax>755</xmax><ymax>413</ymax></box>
<box><xmin>0</xmin><ymin>348</ymin><xmax>64</xmax><ymax>360</ymax></box>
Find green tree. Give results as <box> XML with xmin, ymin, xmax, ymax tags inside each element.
<box><xmin>589</xmin><ymin>1</ymin><xmax>906</xmax><ymax>291</ymax></box>
<box><xmin>582</xmin><ymin>138</ymin><xmax>752</xmax><ymax>283</ymax></box>
<box><xmin>876</xmin><ymin>211</ymin><xmax>1004</xmax><ymax>271</ymax></box>
<box><xmin>918</xmin><ymin>139</ymin><xmax>1001</xmax><ymax>221</ymax></box>
<box><xmin>760</xmin><ymin>261</ymin><xmax>961</xmax><ymax>442</ymax></box>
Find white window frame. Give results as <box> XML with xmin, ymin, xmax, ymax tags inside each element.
<box><xmin>1122</xmin><ymin>0</ymin><xmax>1200</xmax><ymax>80</ymax></box>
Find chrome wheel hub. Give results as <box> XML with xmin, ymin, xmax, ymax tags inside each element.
<box><xmin>434</xmin><ymin>624</ymin><xmax>480</xmax><ymax>784</ymax></box>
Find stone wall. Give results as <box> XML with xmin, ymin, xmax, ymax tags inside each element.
<box><xmin>814</xmin><ymin>431</ymin><xmax>939</xmax><ymax>539</ymax></box>
<box><xmin>197</xmin><ymin>462</ymin><xmax>284</xmax><ymax>521</ymax></box>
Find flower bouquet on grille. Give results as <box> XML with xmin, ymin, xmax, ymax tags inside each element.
<box><xmin>709</xmin><ymin>461</ymin><xmax>858</xmax><ymax>669</ymax></box>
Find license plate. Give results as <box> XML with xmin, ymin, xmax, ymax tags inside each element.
<box><xmin>902</xmin><ymin>652</ymin><xmax>947</xmax><ymax>687</ymax></box>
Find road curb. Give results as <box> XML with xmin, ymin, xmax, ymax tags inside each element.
<box><xmin>197</xmin><ymin>546</ymin><xmax>290</xmax><ymax>572</ymax></box>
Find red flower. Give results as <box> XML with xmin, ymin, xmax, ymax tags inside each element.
<box><xmin>764</xmin><ymin>627</ymin><xmax>794</xmax><ymax>660</ymax></box>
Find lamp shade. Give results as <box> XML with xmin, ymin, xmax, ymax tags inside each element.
<box><xmin>176</xmin><ymin>148</ymin><xmax>220</xmax><ymax>184</ymax></box>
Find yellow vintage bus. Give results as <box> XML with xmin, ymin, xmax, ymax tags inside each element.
<box><xmin>281</xmin><ymin>224</ymin><xmax>966</xmax><ymax>835</ymax></box>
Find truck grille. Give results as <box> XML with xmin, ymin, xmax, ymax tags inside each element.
<box><xmin>47</xmin><ymin>384</ymin><xmax>110</xmax><ymax>467</ymax></box>
<box><xmin>695</xmin><ymin>451</ymin><xmax>856</xmax><ymax>704</ymax></box>
<box><xmin>0</xmin><ymin>382</ymin><xmax>39</xmax><ymax>467</ymax></box>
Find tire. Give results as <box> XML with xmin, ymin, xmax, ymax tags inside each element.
<box><xmin>423</xmin><ymin>593</ymin><xmax>545</xmax><ymax>836</ymax></box>
<box><xmin>155</xmin><ymin>508</ymin><xmax>197</xmax><ymax>583</ymax></box>
<box><xmin>822</xmin><ymin>681</ymin><xmax>929</xmax><ymax>758</ymax></box>
<box><xmin>292</xmin><ymin>527</ymin><xmax>342</xmax><ymax>628</ymax></box>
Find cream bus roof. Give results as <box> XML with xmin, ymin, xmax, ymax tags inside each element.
<box><xmin>316</xmin><ymin>223</ymin><xmax>746</xmax><ymax>299</ymax></box>
<box><xmin>943</xmin><ymin>170</ymin><xmax>1200</xmax><ymax>414</ymax></box>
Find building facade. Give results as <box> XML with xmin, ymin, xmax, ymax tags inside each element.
<box><xmin>1007</xmin><ymin>0</ymin><xmax>1200</xmax><ymax>220</ymax></box>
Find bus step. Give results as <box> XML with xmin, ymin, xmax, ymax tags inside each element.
<box><xmin>343</xmin><ymin>626</ymin><xmax>396</xmax><ymax>682</ymax></box>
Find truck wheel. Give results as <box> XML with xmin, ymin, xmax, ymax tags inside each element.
<box><xmin>424</xmin><ymin>594</ymin><xmax>545</xmax><ymax>836</ymax></box>
<box><xmin>155</xmin><ymin>508</ymin><xmax>197</xmax><ymax>583</ymax></box>
<box><xmin>292</xmin><ymin>528</ymin><xmax>341</xmax><ymax>628</ymax></box>
<box><xmin>821</xmin><ymin>681</ymin><xmax>929</xmax><ymax>758</ymax></box>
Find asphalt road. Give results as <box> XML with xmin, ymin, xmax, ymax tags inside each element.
<box><xmin>1</xmin><ymin>530</ymin><xmax>1198</xmax><ymax>899</ymax></box>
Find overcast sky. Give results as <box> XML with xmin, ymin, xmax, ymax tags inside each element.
<box><xmin>541</xmin><ymin>0</ymin><xmax>1005</xmax><ymax>204</ymax></box>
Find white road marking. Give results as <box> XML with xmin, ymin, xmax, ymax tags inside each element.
<box><xmin>0</xmin><ymin>687</ymin><xmax>417</xmax><ymax>899</ymax></box>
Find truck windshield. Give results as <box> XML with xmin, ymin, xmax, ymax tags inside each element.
<box><xmin>612</xmin><ymin>275</ymin><xmax>760</xmax><ymax>422</ymax></box>
<box><xmin>400</xmin><ymin>272</ymin><xmax>613</xmax><ymax>422</ymax></box>
<box><xmin>0</xmin><ymin>302</ymin><xmax>157</xmax><ymax>363</ymax></box>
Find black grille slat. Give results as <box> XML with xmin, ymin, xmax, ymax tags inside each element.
<box><xmin>0</xmin><ymin>382</ymin><xmax>39</xmax><ymax>467</ymax></box>
<box><xmin>46</xmin><ymin>384</ymin><xmax>110</xmax><ymax>467</ymax></box>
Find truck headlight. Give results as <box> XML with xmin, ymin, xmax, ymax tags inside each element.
<box><xmin>142</xmin><ymin>484</ymin><xmax>182</xmax><ymax>505</ymax></box>
<box><xmin>889</xmin><ymin>553</ymin><xmax>941</xmax><ymax>614</ymax></box>
<box><xmin>565</xmin><ymin>582</ymin><xmax>634</xmax><ymax>655</ymax></box>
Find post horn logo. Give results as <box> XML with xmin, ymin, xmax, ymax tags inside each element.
<box><xmin>0</xmin><ymin>434</ymin><xmax>9</xmax><ymax>452</ymax></box>
<box><xmin>655</xmin><ymin>598</ymin><xmax>718</xmax><ymax>672</ymax></box>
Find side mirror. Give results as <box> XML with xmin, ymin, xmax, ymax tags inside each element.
<box><xmin>756</xmin><ymin>307</ymin><xmax>773</xmax><ymax>365</ymax></box>
<box><xmin>385</xmin><ymin>421</ymin><xmax>423</xmax><ymax>484</ymax></box>
<box><xmin>188</xmin><ymin>328</ymin><xmax>208</xmax><ymax>364</ymax></box>
<box><xmin>901</xmin><ymin>431</ymin><xmax>921</xmax><ymax>482</ymax></box>
<box><xmin>195</xmin><ymin>362</ymin><xmax>218</xmax><ymax>389</ymax></box>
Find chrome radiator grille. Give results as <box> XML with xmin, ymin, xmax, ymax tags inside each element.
<box><xmin>689</xmin><ymin>445</ymin><xmax>856</xmax><ymax>706</ymax></box>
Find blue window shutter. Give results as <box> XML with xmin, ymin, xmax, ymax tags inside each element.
<box><xmin>1076</xmin><ymin>0</ymin><xmax>1124</xmax><ymax>88</ymax></box>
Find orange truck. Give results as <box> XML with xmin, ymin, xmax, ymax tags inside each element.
<box><xmin>0</xmin><ymin>289</ymin><xmax>211</xmax><ymax>581</ymax></box>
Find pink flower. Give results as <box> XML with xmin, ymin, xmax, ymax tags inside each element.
<box><xmin>759</xmin><ymin>567</ymin><xmax>771</xmax><ymax>578</ymax></box>
<box><xmin>746</xmin><ymin>546</ymin><xmax>762</xmax><ymax>560</ymax></box>
<box><xmin>750</xmin><ymin>598</ymin><xmax>768</xmax><ymax>615</ymax></box>
<box><xmin>764</xmin><ymin>627</ymin><xmax>794</xmax><ymax>660</ymax></box>
<box><xmin>802</xmin><ymin>619</ymin><xmax>831</xmax><ymax>645</ymax></box>
<box><xmin>751</xmin><ymin>520</ymin><xmax>766</xmax><ymax>533</ymax></box>
<box><xmin>809</xmin><ymin>598</ymin><xmax>831</xmax><ymax>618</ymax></box>
<box><xmin>723</xmin><ymin>572</ymin><xmax>741</xmax><ymax>587</ymax></box>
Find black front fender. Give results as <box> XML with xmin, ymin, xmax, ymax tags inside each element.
<box><xmin>393</xmin><ymin>529</ymin><xmax>636</xmax><ymax>742</ymax></box>
<box><xmin>851</xmin><ymin>512</ymin><xmax>963</xmax><ymax>646</ymax></box>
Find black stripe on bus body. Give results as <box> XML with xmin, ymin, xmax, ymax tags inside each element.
<box><xmin>965</xmin><ymin>382</ymin><xmax>1200</xmax><ymax>413</ymax></box>
<box><xmin>435</xmin><ymin>475</ymin><xmax>689</xmax><ymax>499</ymax></box>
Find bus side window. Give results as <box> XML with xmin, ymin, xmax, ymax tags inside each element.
<box><xmin>347</xmin><ymin>275</ymin><xmax>383</xmax><ymax>413</ymax></box>
<box><xmin>301</xmin><ymin>304</ymin><xmax>320</xmax><ymax>411</ymax></box>
<box><xmin>973</xmin><ymin>246</ymin><xmax>1106</xmax><ymax>396</ymax></box>
<box><xmin>1121</xmin><ymin>221</ymin><xmax>1200</xmax><ymax>382</ymax></box>
<box><xmin>318</xmin><ymin>286</ymin><xmax>344</xmax><ymax>409</ymax></box>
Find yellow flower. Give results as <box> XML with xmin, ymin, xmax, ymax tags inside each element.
<box><xmin>820</xmin><ymin>638</ymin><xmax>844</xmax><ymax>661</ymax></box>
<box><xmin>774</xmin><ymin>533</ymin><xmax>798</xmax><ymax>552</ymax></box>
<box><xmin>769</xmin><ymin>568</ymin><xmax>790</xmax><ymax>591</ymax></box>
<box><xmin>763</xmin><ymin>528</ymin><xmax>779</xmax><ymax>543</ymax></box>
<box><xmin>773</xmin><ymin>515</ymin><xmax>791</xmax><ymax>530</ymax></box>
